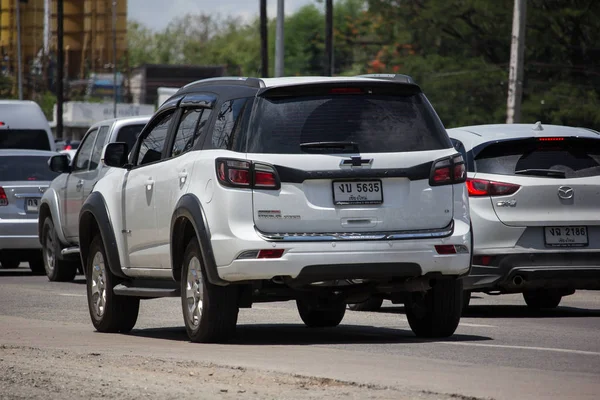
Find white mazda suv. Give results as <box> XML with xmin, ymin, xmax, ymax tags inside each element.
<box><xmin>448</xmin><ymin>122</ymin><xmax>600</xmax><ymax>309</ymax></box>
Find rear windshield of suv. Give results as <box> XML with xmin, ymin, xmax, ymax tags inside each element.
<box><xmin>246</xmin><ymin>93</ymin><xmax>451</xmax><ymax>153</ymax></box>
<box><xmin>116</xmin><ymin>124</ymin><xmax>146</xmax><ymax>152</ymax></box>
<box><xmin>0</xmin><ymin>155</ymin><xmax>60</xmax><ymax>181</ymax></box>
<box><xmin>474</xmin><ymin>138</ymin><xmax>600</xmax><ymax>178</ymax></box>
<box><xmin>0</xmin><ymin>129</ymin><xmax>51</xmax><ymax>151</ymax></box>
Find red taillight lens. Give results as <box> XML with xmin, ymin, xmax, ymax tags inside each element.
<box><xmin>257</xmin><ymin>249</ymin><xmax>284</xmax><ymax>259</ymax></box>
<box><xmin>228</xmin><ymin>169</ymin><xmax>250</xmax><ymax>186</ymax></box>
<box><xmin>435</xmin><ymin>245</ymin><xmax>457</xmax><ymax>255</ymax></box>
<box><xmin>430</xmin><ymin>154</ymin><xmax>466</xmax><ymax>186</ymax></box>
<box><xmin>215</xmin><ymin>159</ymin><xmax>280</xmax><ymax>190</ymax></box>
<box><xmin>473</xmin><ymin>255</ymin><xmax>493</xmax><ymax>266</ymax></box>
<box><xmin>466</xmin><ymin>178</ymin><xmax>520</xmax><ymax>197</ymax></box>
<box><xmin>0</xmin><ymin>187</ymin><xmax>7</xmax><ymax>206</ymax></box>
<box><xmin>255</xmin><ymin>171</ymin><xmax>276</xmax><ymax>187</ymax></box>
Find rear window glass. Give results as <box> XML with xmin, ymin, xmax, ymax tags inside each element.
<box><xmin>246</xmin><ymin>94</ymin><xmax>451</xmax><ymax>154</ymax></box>
<box><xmin>116</xmin><ymin>124</ymin><xmax>146</xmax><ymax>152</ymax></box>
<box><xmin>0</xmin><ymin>155</ymin><xmax>60</xmax><ymax>181</ymax></box>
<box><xmin>0</xmin><ymin>130</ymin><xmax>51</xmax><ymax>151</ymax></box>
<box><xmin>475</xmin><ymin>139</ymin><xmax>600</xmax><ymax>178</ymax></box>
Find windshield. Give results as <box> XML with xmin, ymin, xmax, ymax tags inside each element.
<box><xmin>0</xmin><ymin>155</ymin><xmax>60</xmax><ymax>181</ymax></box>
<box><xmin>0</xmin><ymin>129</ymin><xmax>51</xmax><ymax>151</ymax></box>
<box><xmin>474</xmin><ymin>138</ymin><xmax>600</xmax><ymax>178</ymax></box>
<box><xmin>116</xmin><ymin>124</ymin><xmax>146</xmax><ymax>152</ymax></box>
<box><xmin>246</xmin><ymin>93</ymin><xmax>451</xmax><ymax>154</ymax></box>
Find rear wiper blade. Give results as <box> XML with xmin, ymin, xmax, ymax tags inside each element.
<box><xmin>514</xmin><ymin>169</ymin><xmax>566</xmax><ymax>178</ymax></box>
<box><xmin>299</xmin><ymin>141</ymin><xmax>359</xmax><ymax>153</ymax></box>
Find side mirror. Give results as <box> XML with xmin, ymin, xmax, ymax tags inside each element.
<box><xmin>102</xmin><ymin>142</ymin><xmax>130</xmax><ymax>168</ymax></box>
<box><xmin>48</xmin><ymin>154</ymin><xmax>71</xmax><ymax>173</ymax></box>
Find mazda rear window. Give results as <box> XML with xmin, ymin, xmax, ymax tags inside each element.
<box><xmin>0</xmin><ymin>130</ymin><xmax>51</xmax><ymax>151</ymax></box>
<box><xmin>116</xmin><ymin>124</ymin><xmax>146</xmax><ymax>152</ymax></box>
<box><xmin>474</xmin><ymin>138</ymin><xmax>600</xmax><ymax>178</ymax></box>
<box><xmin>0</xmin><ymin>156</ymin><xmax>60</xmax><ymax>181</ymax></box>
<box><xmin>246</xmin><ymin>93</ymin><xmax>451</xmax><ymax>154</ymax></box>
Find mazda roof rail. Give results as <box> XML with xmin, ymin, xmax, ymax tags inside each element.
<box><xmin>355</xmin><ymin>74</ymin><xmax>416</xmax><ymax>84</ymax></box>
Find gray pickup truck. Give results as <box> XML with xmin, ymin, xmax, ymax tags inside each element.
<box><xmin>38</xmin><ymin>116</ymin><xmax>150</xmax><ymax>281</ymax></box>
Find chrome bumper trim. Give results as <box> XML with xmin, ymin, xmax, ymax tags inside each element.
<box><xmin>255</xmin><ymin>221</ymin><xmax>454</xmax><ymax>242</ymax></box>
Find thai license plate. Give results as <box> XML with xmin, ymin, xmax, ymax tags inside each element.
<box><xmin>544</xmin><ymin>226</ymin><xmax>588</xmax><ymax>247</ymax></box>
<box><xmin>332</xmin><ymin>180</ymin><xmax>383</xmax><ymax>205</ymax></box>
<box><xmin>26</xmin><ymin>198</ymin><xmax>39</xmax><ymax>212</ymax></box>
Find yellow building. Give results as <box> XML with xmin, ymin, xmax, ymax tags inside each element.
<box><xmin>0</xmin><ymin>0</ymin><xmax>45</xmax><ymax>78</ymax></box>
<box><xmin>49</xmin><ymin>0</ymin><xmax>128</xmax><ymax>79</ymax></box>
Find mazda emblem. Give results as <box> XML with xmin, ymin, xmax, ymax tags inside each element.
<box><xmin>557</xmin><ymin>186</ymin><xmax>574</xmax><ymax>200</ymax></box>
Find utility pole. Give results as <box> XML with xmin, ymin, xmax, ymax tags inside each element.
<box><xmin>16</xmin><ymin>0</ymin><xmax>24</xmax><ymax>100</ymax></box>
<box><xmin>506</xmin><ymin>0</ymin><xmax>527</xmax><ymax>124</ymax></box>
<box><xmin>57</xmin><ymin>0</ymin><xmax>64</xmax><ymax>139</ymax></box>
<box><xmin>112</xmin><ymin>0</ymin><xmax>118</xmax><ymax>118</ymax></box>
<box><xmin>260</xmin><ymin>0</ymin><xmax>268</xmax><ymax>77</ymax></box>
<box><xmin>324</xmin><ymin>0</ymin><xmax>333</xmax><ymax>76</ymax></box>
<box><xmin>275</xmin><ymin>0</ymin><xmax>284</xmax><ymax>77</ymax></box>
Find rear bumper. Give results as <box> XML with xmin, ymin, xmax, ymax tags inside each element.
<box><xmin>0</xmin><ymin>219</ymin><xmax>41</xmax><ymax>250</ymax></box>
<box><xmin>214</xmin><ymin>218</ymin><xmax>471</xmax><ymax>283</ymax></box>
<box><xmin>465</xmin><ymin>252</ymin><xmax>600</xmax><ymax>292</ymax></box>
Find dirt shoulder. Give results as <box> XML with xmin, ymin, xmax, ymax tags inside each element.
<box><xmin>0</xmin><ymin>345</ymin><xmax>484</xmax><ymax>400</ymax></box>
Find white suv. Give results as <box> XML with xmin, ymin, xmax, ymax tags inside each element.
<box><xmin>79</xmin><ymin>75</ymin><xmax>472</xmax><ymax>342</ymax></box>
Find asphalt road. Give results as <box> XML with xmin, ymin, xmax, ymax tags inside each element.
<box><xmin>1</xmin><ymin>265</ymin><xmax>600</xmax><ymax>399</ymax></box>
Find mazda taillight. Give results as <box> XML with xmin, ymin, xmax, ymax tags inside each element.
<box><xmin>430</xmin><ymin>154</ymin><xmax>466</xmax><ymax>186</ymax></box>
<box><xmin>216</xmin><ymin>158</ymin><xmax>280</xmax><ymax>190</ymax></box>
<box><xmin>0</xmin><ymin>187</ymin><xmax>7</xmax><ymax>206</ymax></box>
<box><xmin>466</xmin><ymin>178</ymin><xmax>520</xmax><ymax>197</ymax></box>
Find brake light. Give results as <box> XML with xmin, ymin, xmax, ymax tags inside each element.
<box><xmin>64</xmin><ymin>145</ymin><xmax>72</xmax><ymax>150</ymax></box>
<box><xmin>538</xmin><ymin>137</ymin><xmax>564</xmax><ymax>141</ymax></box>
<box><xmin>0</xmin><ymin>122</ymin><xmax>4</xmax><ymax>126</ymax></box>
<box><xmin>257</xmin><ymin>249</ymin><xmax>285</xmax><ymax>259</ymax></box>
<box><xmin>329</xmin><ymin>87</ymin><xmax>363</xmax><ymax>94</ymax></box>
<box><xmin>430</xmin><ymin>154</ymin><xmax>466</xmax><ymax>186</ymax></box>
<box><xmin>466</xmin><ymin>178</ymin><xmax>520</xmax><ymax>197</ymax></box>
<box><xmin>0</xmin><ymin>187</ymin><xmax>7</xmax><ymax>206</ymax></box>
<box><xmin>216</xmin><ymin>158</ymin><xmax>280</xmax><ymax>190</ymax></box>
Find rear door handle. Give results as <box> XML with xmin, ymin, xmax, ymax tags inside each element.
<box><xmin>76</xmin><ymin>179</ymin><xmax>84</xmax><ymax>190</ymax></box>
<box><xmin>146</xmin><ymin>178</ymin><xmax>154</xmax><ymax>191</ymax></box>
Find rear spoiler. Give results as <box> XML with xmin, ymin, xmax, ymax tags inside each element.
<box><xmin>257</xmin><ymin>78</ymin><xmax>422</xmax><ymax>98</ymax></box>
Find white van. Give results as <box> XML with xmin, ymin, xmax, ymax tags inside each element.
<box><xmin>0</xmin><ymin>100</ymin><xmax>56</xmax><ymax>152</ymax></box>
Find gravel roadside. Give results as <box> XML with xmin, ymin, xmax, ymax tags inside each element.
<box><xmin>0</xmin><ymin>345</ymin><xmax>486</xmax><ymax>400</ymax></box>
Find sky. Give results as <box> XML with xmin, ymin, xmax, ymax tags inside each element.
<box><xmin>128</xmin><ymin>0</ymin><xmax>314</xmax><ymax>31</ymax></box>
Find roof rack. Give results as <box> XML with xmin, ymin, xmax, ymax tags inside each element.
<box><xmin>181</xmin><ymin>76</ymin><xmax>264</xmax><ymax>90</ymax></box>
<box><xmin>355</xmin><ymin>74</ymin><xmax>416</xmax><ymax>84</ymax></box>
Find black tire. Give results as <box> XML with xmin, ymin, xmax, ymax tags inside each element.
<box><xmin>28</xmin><ymin>255</ymin><xmax>46</xmax><ymax>275</ymax></box>
<box><xmin>297</xmin><ymin>296</ymin><xmax>346</xmax><ymax>328</ymax></box>
<box><xmin>405</xmin><ymin>278</ymin><xmax>463</xmax><ymax>338</ymax></box>
<box><xmin>347</xmin><ymin>297</ymin><xmax>384</xmax><ymax>312</ymax></box>
<box><xmin>0</xmin><ymin>258</ymin><xmax>20</xmax><ymax>269</ymax></box>
<box><xmin>181</xmin><ymin>237</ymin><xmax>239</xmax><ymax>343</ymax></box>
<box><xmin>462</xmin><ymin>291</ymin><xmax>471</xmax><ymax>312</ymax></box>
<box><xmin>86</xmin><ymin>235</ymin><xmax>139</xmax><ymax>333</ymax></box>
<box><xmin>41</xmin><ymin>217</ymin><xmax>78</xmax><ymax>282</ymax></box>
<box><xmin>523</xmin><ymin>289</ymin><xmax>562</xmax><ymax>309</ymax></box>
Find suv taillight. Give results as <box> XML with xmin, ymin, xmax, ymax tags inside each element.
<box><xmin>216</xmin><ymin>158</ymin><xmax>281</xmax><ymax>190</ymax></box>
<box><xmin>429</xmin><ymin>154</ymin><xmax>466</xmax><ymax>186</ymax></box>
<box><xmin>466</xmin><ymin>178</ymin><xmax>520</xmax><ymax>197</ymax></box>
<box><xmin>0</xmin><ymin>187</ymin><xmax>7</xmax><ymax>206</ymax></box>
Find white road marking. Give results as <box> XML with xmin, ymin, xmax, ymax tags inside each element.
<box><xmin>442</xmin><ymin>341</ymin><xmax>600</xmax><ymax>356</ymax></box>
<box><xmin>58</xmin><ymin>293</ymin><xmax>86</xmax><ymax>297</ymax></box>
<box><xmin>396</xmin><ymin>316</ymin><xmax>496</xmax><ymax>328</ymax></box>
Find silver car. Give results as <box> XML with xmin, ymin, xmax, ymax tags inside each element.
<box><xmin>448</xmin><ymin>122</ymin><xmax>600</xmax><ymax>309</ymax></box>
<box><xmin>0</xmin><ymin>149</ymin><xmax>60</xmax><ymax>273</ymax></box>
<box><xmin>38</xmin><ymin>115</ymin><xmax>151</xmax><ymax>281</ymax></box>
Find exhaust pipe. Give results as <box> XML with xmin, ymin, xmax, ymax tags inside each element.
<box><xmin>512</xmin><ymin>275</ymin><xmax>524</xmax><ymax>286</ymax></box>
